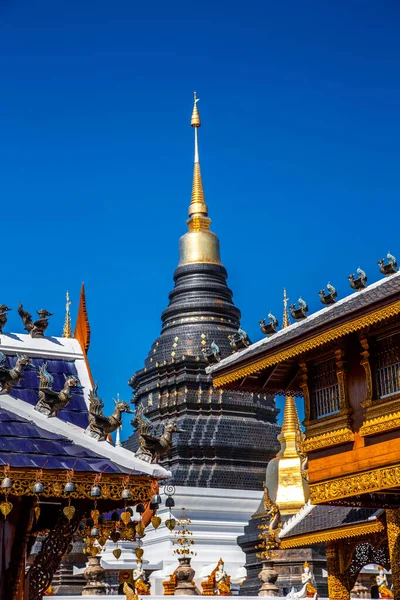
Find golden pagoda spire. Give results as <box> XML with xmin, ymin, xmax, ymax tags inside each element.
<box><xmin>62</xmin><ymin>291</ymin><xmax>72</xmax><ymax>338</ymax></box>
<box><xmin>188</xmin><ymin>92</ymin><xmax>209</xmax><ymax>223</ymax></box>
<box><xmin>178</xmin><ymin>93</ymin><xmax>222</xmax><ymax>266</ymax></box>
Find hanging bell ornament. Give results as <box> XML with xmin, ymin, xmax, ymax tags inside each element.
<box><xmin>165</xmin><ymin>496</ymin><xmax>175</xmax><ymax>508</ymax></box>
<box><xmin>1</xmin><ymin>477</ymin><xmax>13</xmax><ymax>490</ymax></box>
<box><xmin>149</xmin><ymin>502</ymin><xmax>158</xmax><ymax>511</ymax></box>
<box><xmin>33</xmin><ymin>482</ymin><xmax>44</xmax><ymax>494</ymax></box>
<box><xmin>121</xmin><ymin>488</ymin><xmax>131</xmax><ymax>500</ymax></box>
<box><xmin>90</xmin><ymin>527</ymin><xmax>99</xmax><ymax>537</ymax></box>
<box><xmin>111</xmin><ymin>511</ymin><xmax>121</xmax><ymax>522</ymax></box>
<box><xmin>151</xmin><ymin>493</ymin><xmax>162</xmax><ymax>505</ymax></box>
<box><xmin>136</xmin><ymin>503</ymin><xmax>145</xmax><ymax>514</ymax></box>
<box><xmin>86</xmin><ymin>517</ymin><xmax>94</xmax><ymax>528</ymax></box>
<box><xmin>90</xmin><ymin>485</ymin><xmax>101</xmax><ymax>497</ymax></box>
<box><xmin>64</xmin><ymin>481</ymin><xmax>75</xmax><ymax>494</ymax></box>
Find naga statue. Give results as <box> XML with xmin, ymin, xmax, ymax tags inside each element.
<box><xmin>86</xmin><ymin>384</ymin><xmax>132</xmax><ymax>441</ymax></box>
<box><xmin>260</xmin><ymin>312</ymin><xmax>279</xmax><ymax>336</ymax></box>
<box><xmin>0</xmin><ymin>351</ymin><xmax>32</xmax><ymax>394</ymax></box>
<box><xmin>133</xmin><ymin>409</ymin><xmax>183</xmax><ymax>463</ymax></box>
<box><xmin>378</xmin><ymin>251</ymin><xmax>398</xmax><ymax>276</ymax></box>
<box><xmin>35</xmin><ymin>363</ymin><xmax>80</xmax><ymax>417</ymax></box>
<box><xmin>290</xmin><ymin>297</ymin><xmax>308</xmax><ymax>320</ymax></box>
<box><xmin>0</xmin><ymin>305</ymin><xmax>12</xmax><ymax>334</ymax></box>
<box><xmin>202</xmin><ymin>340</ymin><xmax>221</xmax><ymax>364</ymax></box>
<box><xmin>286</xmin><ymin>562</ymin><xmax>318</xmax><ymax>599</ymax></box>
<box><xmin>318</xmin><ymin>282</ymin><xmax>337</xmax><ymax>306</ymax></box>
<box><xmin>348</xmin><ymin>267</ymin><xmax>367</xmax><ymax>291</ymax></box>
<box><xmin>18</xmin><ymin>304</ymin><xmax>53</xmax><ymax>338</ymax></box>
<box><xmin>228</xmin><ymin>327</ymin><xmax>251</xmax><ymax>351</ymax></box>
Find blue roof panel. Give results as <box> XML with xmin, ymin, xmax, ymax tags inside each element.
<box><xmin>0</xmin><ymin>407</ymin><xmax>127</xmax><ymax>474</ymax></box>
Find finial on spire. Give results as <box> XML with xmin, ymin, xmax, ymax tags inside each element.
<box><xmin>62</xmin><ymin>291</ymin><xmax>72</xmax><ymax>338</ymax></box>
<box><xmin>191</xmin><ymin>91</ymin><xmax>201</xmax><ymax>127</ymax></box>
<box><xmin>282</xmin><ymin>288</ymin><xmax>290</xmax><ymax>329</ymax></box>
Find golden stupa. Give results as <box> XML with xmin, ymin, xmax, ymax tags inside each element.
<box><xmin>179</xmin><ymin>92</ymin><xmax>222</xmax><ymax>267</ymax></box>
<box><xmin>265</xmin><ymin>290</ymin><xmax>309</xmax><ymax>514</ymax></box>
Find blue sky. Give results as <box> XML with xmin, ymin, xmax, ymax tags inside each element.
<box><xmin>1</xmin><ymin>1</ymin><xmax>400</xmax><ymax>434</ymax></box>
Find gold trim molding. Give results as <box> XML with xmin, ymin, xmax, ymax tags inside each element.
<box><xmin>3</xmin><ymin>469</ymin><xmax>153</xmax><ymax>502</ymax></box>
<box><xmin>310</xmin><ymin>463</ymin><xmax>400</xmax><ymax>504</ymax></box>
<box><xmin>303</xmin><ymin>427</ymin><xmax>354</xmax><ymax>452</ymax></box>
<box><xmin>213</xmin><ymin>300</ymin><xmax>400</xmax><ymax>388</ymax></box>
<box><xmin>280</xmin><ymin>519</ymin><xmax>385</xmax><ymax>548</ymax></box>
<box><xmin>359</xmin><ymin>410</ymin><xmax>400</xmax><ymax>437</ymax></box>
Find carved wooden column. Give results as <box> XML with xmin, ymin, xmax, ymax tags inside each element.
<box><xmin>326</xmin><ymin>541</ymin><xmax>351</xmax><ymax>600</ymax></box>
<box><xmin>359</xmin><ymin>334</ymin><xmax>373</xmax><ymax>408</ymax></box>
<box><xmin>386</xmin><ymin>509</ymin><xmax>400</xmax><ymax>600</ymax></box>
<box><xmin>299</xmin><ymin>362</ymin><xmax>310</xmax><ymax>425</ymax></box>
<box><xmin>26</xmin><ymin>509</ymin><xmax>81</xmax><ymax>600</ymax></box>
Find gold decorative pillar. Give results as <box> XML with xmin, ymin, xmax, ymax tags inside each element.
<box><xmin>326</xmin><ymin>541</ymin><xmax>351</xmax><ymax>600</ymax></box>
<box><xmin>386</xmin><ymin>509</ymin><xmax>400</xmax><ymax>599</ymax></box>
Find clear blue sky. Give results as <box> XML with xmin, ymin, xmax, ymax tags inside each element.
<box><xmin>1</xmin><ymin>1</ymin><xmax>400</xmax><ymax>433</ymax></box>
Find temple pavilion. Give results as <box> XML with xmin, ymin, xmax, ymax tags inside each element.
<box><xmin>209</xmin><ymin>262</ymin><xmax>400</xmax><ymax>599</ymax></box>
<box><xmin>0</xmin><ymin>287</ymin><xmax>169</xmax><ymax>600</ymax></box>
<box><xmin>123</xmin><ymin>94</ymin><xmax>280</xmax><ymax>592</ymax></box>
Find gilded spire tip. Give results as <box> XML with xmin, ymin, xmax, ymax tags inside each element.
<box><xmin>191</xmin><ymin>91</ymin><xmax>201</xmax><ymax>128</ymax></box>
<box><xmin>283</xmin><ymin>288</ymin><xmax>290</xmax><ymax>329</ymax></box>
<box><xmin>62</xmin><ymin>291</ymin><xmax>72</xmax><ymax>338</ymax></box>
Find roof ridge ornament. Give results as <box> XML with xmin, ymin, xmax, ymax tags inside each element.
<box><xmin>18</xmin><ymin>303</ymin><xmax>52</xmax><ymax>338</ymax></box>
<box><xmin>378</xmin><ymin>251</ymin><xmax>398</xmax><ymax>276</ymax></box>
<box><xmin>0</xmin><ymin>351</ymin><xmax>32</xmax><ymax>394</ymax></box>
<box><xmin>35</xmin><ymin>362</ymin><xmax>80</xmax><ymax>417</ymax></box>
<box><xmin>62</xmin><ymin>291</ymin><xmax>72</xmax><ymax>338</ymax></box>
<box><xmin>348</xmin><ymin>267</ymin><xmax>367</xmax><ymax>290</ymax></box>
<box><xmin>85</xmin><ymin>384</ymin><xmax>133</xmax><ymax>441</ymax></box>
<box><xmin>0</xmin><ymin>305</ymin><xmax>11</xmax><ymax>335</ymax></box>
<box><xmin>290</xmin><ymin>297</ymin><xmax>308</xmax><ymax>321</ymax></box>
<box><xmin>319</xmin><ymin>282</ymin><xmax>337</xmax><ymax>306</ymax></box>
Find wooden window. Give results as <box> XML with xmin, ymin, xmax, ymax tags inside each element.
<box><xmin>309</xmin><ymin>358</ymin><xmax>340</xmax><ymax>419</ymax></box>
<box><xmin>375</xmin><ymin>332</ymin><xmax>400</xmax><ymax>399</ymax></box>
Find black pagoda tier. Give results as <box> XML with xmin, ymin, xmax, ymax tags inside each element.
<box><xmin>123</xmin><ymin>96</ymin><xmax>280</xmax><ymax>489</ymax></box>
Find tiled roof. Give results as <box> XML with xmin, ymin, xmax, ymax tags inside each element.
<box><xmin>281</xmin><ymin>504</ymin><xmax>379</xmax><ymax>539</ymax></box>
<box><xmin>210</xmin><ymin>271</ymin><xmax>400</xmax><ymax>376</ymax></box>
<box><xmin>0</xmin><ymin>407</ymin><xmax>125</xmax><ymax>473</ymax></box>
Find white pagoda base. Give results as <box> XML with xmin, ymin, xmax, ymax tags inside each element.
<box><xmin>141</xmin><ymin>485</ymin><xmax>262</xmax><ymax>595</ymax></box>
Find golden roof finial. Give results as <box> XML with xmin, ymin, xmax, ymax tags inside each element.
<box><xmin>189</xmin><ymin>91</ymin><xmax>208</xmax><ymax>222</ymax></box>
<box><xmin>62</xmin><ymin>291</ymin><xmax>72</xmax><ymax>338</ymax></box>
<box><xmin>283</xmin><ymin>288</ymin><xmax>290</xmax><ymax>329</ymax></box>
<box><xmin>280</xmin><ymin>393</ymin><xmax>301</xmax><ymax>436</ymax></box>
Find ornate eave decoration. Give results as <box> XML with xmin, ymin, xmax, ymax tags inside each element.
<box><xmin>302</xmin><ymin>427</ymin><xmax>355</xmax><ymax>452</ymax></box>
<box><xmin>360</xmin><ymin>409</ymin><xmax>400</xmax><ymax>437</ymax></box>
<box><xmin>280</xmin><ymin>519</ymin><xmax>385</xmax><ymax>549</ymax></box>
<box><xmin>309</xmin><ymin>462</ymin><xmax>400</xmax><ymax>504</ymax></box>
<box><xmin>2</xmin><ymin>469</ymin><xmax>154</xmax><ymax>502</ymax></box>
<box><xmin>212</xmin><ymin>299</ymin><xmax>400</xmax><ymax>388</ymax></box>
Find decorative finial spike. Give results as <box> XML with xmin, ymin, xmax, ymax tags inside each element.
<box><xmin>191</xmin><ymin>91</ymin><xmax>201</xmax><ymax>128</ymax></box>
<box><xmin>62</xmin><ymin>291</ymin><xmax>72</xmax><ymax>338</ymax></box>
<box><xmin>282</xmin><ymin>288</ymin><xmax>290</xmax><ymax>329</ymax></box>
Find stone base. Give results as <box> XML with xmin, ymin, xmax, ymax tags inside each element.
<box><xmin>258</xmin><ymin>561</ymin><xmax>279</xmax><ymax>597</ymax></box>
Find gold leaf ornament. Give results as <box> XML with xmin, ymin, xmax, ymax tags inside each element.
<box><xmin>0</xmin><ymin>501</ymin><xmax>13</xmax><ymax>518</ymax></box>
<box><xmin>90</xmin><ymin>547</ymin><xmax>100</xmax><ymax>557</ymax></box>
<box><xmin>63</xmin><ymin>505</ymin><xmax>76</xmax><ymax>521</ymax></box>
<box><xmin>165</xmin><ymin>518</ymin><xmax>176</xmax><ymax>531</ymax></box>
<box><xmin>91</xmin><ymin>509</ymin><xmax>100</xmax><ymax>524</ymax></box>
<box><xmin>121</xmin><ymin>511</ymin><xmax>131</xmax><ymax>525</ymax></box>
<box><xmin>135</xmin><ymin>547</ymin><xmax>144</xmax><ymax>559</ymax></box>
<box><xmin>34</xmin><ymin>506</ymin><xmax>41</xmax><ymax>521</ymax></box>
<box><xmin>136</xmin><ymin>522</ymin><xmax>145</xmax><ymax>537</ymax></box>
<box><xmin>151</xmin><ymin>515</ymin><xmax>162</xmax><ymax>529</ymax></box>
<box><xmin>113</xmin><ymin>548</ymin><xmax>122</xmax><ymax>559</ymax></box>
<box><xmin>98</xmin><ymin>536</ymin><xmax>107</xmax><ymax>547</ymax></box>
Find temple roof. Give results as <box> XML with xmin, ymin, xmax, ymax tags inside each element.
<box><xmin>209</xmin><ymin>269</ymin><xmax>400</xmax><ymax>386</ymax></box>
<box><xmin>0</xmin><ymin>331</ymin><xmax>169</xmax><ymax>479</ymax></box>
<box><xmin>279</xmin><ymin>502</ymin><xmax>383</xmax><ymax>547</ymax></box>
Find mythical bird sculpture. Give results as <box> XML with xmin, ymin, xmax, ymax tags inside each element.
<box><xmin>35</xmin><ymin>363</ymin><xmax>80</xmax><ymax>416</ymax></box>
<box><xmin>348</xmin><ymin>267</ymin><xmax>367</xmax><ymax>290</ymax></box>
<box><xmin>133</xmin><ymin>408</ymin><xmax>183</xmax><ymax>463</ymax></box>
<box><xmin>18</xmin><ymin>304</ymin><xmax>53</xmax><ymax>338</ymax></box>
<box><xmin>0</xmin><ymin>305</ymin><xmax>12</xmax><ymax>334</ymax></box>
<box><xmin>290</xmin><ymin>297</ymin><xmax>308</xmax><ymax>320</ymax></box>
<box><xmin>86</xmin><ymin>384</ymin><xmax>132</xmax><ymax>441</ymax></box>
<box><xmin>202</xmin><ymin>340</ymin><xmax>221</xmax><ymax>364</ymax></box>
<box><xmin>228</xmin><ymin>327</ymin><xmax>250</xmax><ymax>350</ymax></box>
<box><xmin>264</xmin><ymin>502</ymin><xmax>282</xmax><ymax>550</ymax></box>
<box><xmin>0</xmin><ymin>351</ymin><xmax>31</xmax><ymax>394</ymax></box>
<box><xmin>260</xmin><ymin>311</ymin><xmax>279</xmax><ymax>335</ymax></box>
<box><xmin>378</xmin><ymin>251</ymin><xmax>398</xmax><ymax>276</ymax></box>
<box><xmin>318</xmin><ymin>282</ymin><xmax>337</xmax><ymax>305</ymax></box>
